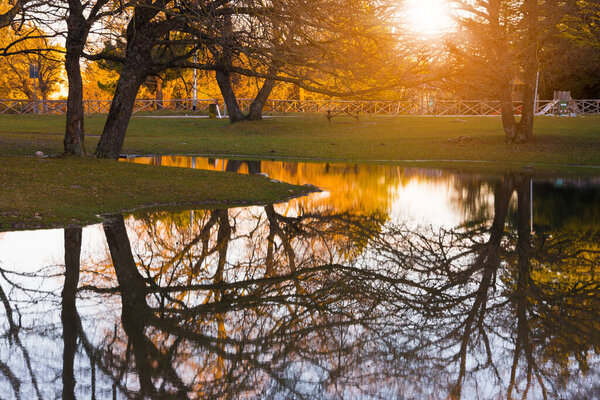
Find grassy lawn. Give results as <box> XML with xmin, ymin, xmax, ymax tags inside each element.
<box><xmin>0</xmin><ymin>156</ymin><xmax>310</xmax><ymax>231</ymax></box>
<box><xmin>1</xmin><ymin>114</ymin><xmax>600</xmax><ymax>169</ymax></box>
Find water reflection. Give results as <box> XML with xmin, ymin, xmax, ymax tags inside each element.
<box><xmin>1</xmin><ymin>161</ymin><xmax>600</xmax><ymax>399</ymax></box>
<box><xmin>126</xmin><ymin>155</ymin><xmax>500</xmax><ymax>219</ymax></box>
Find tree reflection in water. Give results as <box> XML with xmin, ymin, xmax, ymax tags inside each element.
<box><xmin>0</xmin><ymin>172</ymin><xmax>599</xmax><ymax>399</ymax></box>
<box><xmin>95</xmin><ymin>207</ymin><xmax>392</xmax><ymax>399</ymax></box>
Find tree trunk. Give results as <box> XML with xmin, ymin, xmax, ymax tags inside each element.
<box><xmin>94</xmin><ymin>4</ymin><xmax>159</xmax><ymax>159</ymax></box>
<box><xmin>64</xmin><ymin>50</ymin><xmax>86</xmax><ymax>156</ymax></box>
<box><xmin>499</xmin><ymin>0</ymin><xmax>538</xmax><ymax>144</ymax></box>
<box><xmin>215</xmin><ymin>72</ymin><xmax>276</xmax><ymax>122</ymax></box>
<box><xmin>155</xmin><ymin>75</ymin><xmax>163</xmax><ymax>110</ymax></box>
<box><xmin>500</xmin><ymin>83</ymin><xmax>517</xmax><ymax>142</ymax></box>
<box><xmin>94</xmin><ymin>55</ymin><xmax>149</xmax><ymax>159</ymax></box>
<box><xmin>513</xmin><ymin>0</ymin><xmax>539</xmax><ymax>144</ymax></box>
<box><xmin>63</xmin><ymin>5</ymin><xmax>88</xmax><ymax>156</ymax></box>
<box><xmin>514</xmin><ymin>76</ymin><xmax>535</xmax><ymax>143</ymax></box>
<box><xmin>215</xmin><ymin>70</ymin><xmax>245</xmax><ymax>122</ymax></box>
<box><xmin>246</xmin><ymin>79</ymin><xmax>276</xmax><ymax>121</ymax></box>
<box><xmin>212</xmin><ymin>9</ymin><xmax>276</xmax><ymax>123</ymax></box>
<box><xmin>500</xmin><ymin>79</ymin><xmax>536</xmax><ymax>144</ymax></box>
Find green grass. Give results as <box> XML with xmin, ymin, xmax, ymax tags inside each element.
<box><xmin>0</xmin><ymin>155</ymin><xmax>310</xmax><ymax>231</ymax></box>
<box><xmin>1</xmin><ymin>114</ymin><xmax>600</xmax><ymax>169</ymax></box>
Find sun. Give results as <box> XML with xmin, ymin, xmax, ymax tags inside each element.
<box><xmin>399</xmin><ymin>0</ymin><xmax>454</xmax><ymax>35</ymax></box>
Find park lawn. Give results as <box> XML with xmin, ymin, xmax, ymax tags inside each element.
<box><xmin>0</xmin><ymin>155</ymin><xmax>310</xmax><ymax>231</ymax></box>
<box><xmin>1</xmin><ymin>114</ymin><xmax>600</xmax><ymax>169</ymax></box>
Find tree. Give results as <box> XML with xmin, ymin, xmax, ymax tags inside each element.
<box><xmin>448</xmin><ymin>0</ymin><xmax>572</xmax><ymax>142</ymax></box>
<box><xmin>93</xmin><ymin>0</ymin><xmax>188</xmax><ymax>159</ymax></box>
<box><xmin>1</xmin><ymin>0</ymin><xmax>124</xmax><ymax>155</ymax></box>
<box><xmin>0</xmin><ymin>24</ymin><xmax>63</xmax><ymax>100</ymax></box>
<box><xmin>192</xmin><ymin>0</ymin><xmax>421</xmax><ymax>122</ymax></box>
<box><xmin>63</xmin><ymin>0</ymin><xmax>130</xmax><ymax>156</ymax></box>
<box><xmin>93</xmin><ymin>0</ymin><xmax>424</xmax><ymax>157</ymax></box>
<box><xmin>539</xmin><ymin>0</ymin><xmax>600</xmax><ymax>98</ymax></box>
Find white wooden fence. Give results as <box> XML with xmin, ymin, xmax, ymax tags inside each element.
<box><xmin>1</xmin><ymin>98</ymin><xmax>599</xmax><ymax>116</ymax></box>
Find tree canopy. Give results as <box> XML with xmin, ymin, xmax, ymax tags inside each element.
<box><xmin>0</xmin><ymin>0</ymin><xmax>598</xmax><ymax>153</ymax></box>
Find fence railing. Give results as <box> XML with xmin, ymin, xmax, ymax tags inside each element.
<box><xmin>1</xmin><ymin>98</ymin><xmax>599</xmax><ymax>116</ymax></box>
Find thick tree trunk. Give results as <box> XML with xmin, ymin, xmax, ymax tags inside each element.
<box><xmin>215</xmin><ymin>72</ymin><xmax>276</xmax><ymax>122</ymax></box>
<box><xmin>62</xmin><ymin>227</ymin><xmax>82</xmax><ymax>400</ymax></box>
<box><xmin>212</xmin><ymin>9</ymin><xmax>276</xmax><ymax>123</ymax></box>
<box><xmin>513</xmin><ymin>0</ymin><xmax>539</xmax><ymax>144</ymax></box>
<box><xmin>500</xmin><ymin>80</ymin><xmax>536</xmax><ymax>144</ymax></box>
<box><xmin>499</xmin><ymin>0</ymin><xmax>538</xmax><ymax>144</ymax></box>
<box><xmin>94</xmin><ymin>55</ymin><xmax>149</xmax><ymax>159</ymax></box>
<box><xmin>63</xmin><ymin>6</ymin><xmax>88</xmax><ymax>156</ymax></box>
<box><xmin>212</xmin><ymin>11</ymin><xmax>246</xmax><ymax>123</ymax></box>
<box><xmin>64</xmin><ymin>53</ymin><xmax>86</xmax><ymax>156</ymax></box>
<box><xmin>215</xmin><ymin>70</ymin><xmax>245</xmax><ymax>122</ymax></box>
<box><xmin>246</xmin><ymin>79</ymin><xmax>276</xmax><ymax>121</ymax></box>
<box><xmin>95</xmin><ymin>4</ymin><xmax>160</xmax><ymax>159</ymax></box>
<box><xmin>500</xmin><ymin>83</ymin><xmax>517</xmax><ymax>142</ymax></box>
<box><xmin>515</xmin><ymin>80</ymin><xmax>535</xmax><ymax>143</ymax></box>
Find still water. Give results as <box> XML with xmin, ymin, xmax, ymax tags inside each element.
<box><xmin>1</xmin><ymin>156</ymin><xmax>599</xmax><ymax>399</ymax></box>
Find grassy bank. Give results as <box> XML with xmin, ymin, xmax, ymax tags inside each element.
<box><xmin>1</xmin><ymin>114</ymin><xmax>600</xmax><ymax>169</ymax></box>
<box><xmin>0</xmin><ymin>156</ymin><xmax>310</xmax><ymax>231</ymax></box>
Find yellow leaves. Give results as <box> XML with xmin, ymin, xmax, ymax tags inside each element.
<box><xmin>0</xmin><ymin>24</ymin><xmax>65</xmax><ymax>100</ymax></box>
<box><xmin>82</xmin><ymin>61</ymin><xmax>119</xmax><ymax>99</ymax></box>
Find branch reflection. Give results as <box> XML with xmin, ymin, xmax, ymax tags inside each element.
<box><xmin>0</xmin><ymin>171</ymin><xmax>598</xmax><ymax>399</ymax></box>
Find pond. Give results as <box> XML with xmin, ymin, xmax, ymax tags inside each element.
<box><xmin>1</xmin><ymin>156</ymin><xmax>599</xmax><ymax>399</ymax></box>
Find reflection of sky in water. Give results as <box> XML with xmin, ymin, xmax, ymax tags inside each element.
<box><xmin>0</xmin><ymin>228</ymin><xmax>64</xmax><ymax>271</ymax></box>
<box><xmin>0</xmin><ymin>224</ymin><xmax>107</xmax><ymax>288</ymax></box>
<box><xmin>0</xmin><ymin>159</ymin><xmax>599</xmax><ymax>399</ymax></box>
<box><xmin>126</xmin><ymin>157</ymin><xmax>495</xmax><ymax>221</ymax></box>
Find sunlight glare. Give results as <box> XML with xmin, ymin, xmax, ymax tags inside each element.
<box><xmin>400</xmin><ymin>0</ymin><xmax>454</xmax><ymax>35</ymax></box>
